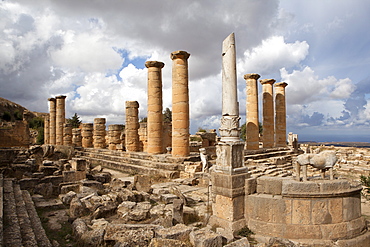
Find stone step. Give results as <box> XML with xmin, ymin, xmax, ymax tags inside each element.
<box><xmin>79</xmin><ymin>151</ymin><xmax>180</xmax><ymax>171</ymax></box>
<box><xmin>13</xmin><ymin>183</ymin><xmax>38</xmax><ymax>246</ymax></box>
<box><xmin>22</xmin><ymin>191</ymin><xmax>52</xmax><ymax>247</ymax></box>
<box><xmin>84</xmin><ymin>156</ymin><xmax>180</xmax><ymax>179</ymax></box>
<box><xmin>3</xmin><ymin>178</ymin><xmax>23</xmax><ymax>247</ymax></box>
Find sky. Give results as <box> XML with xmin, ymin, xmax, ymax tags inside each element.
<box><xmin>1</xmin><ymin>0</ymin><xmax>370</xmax><ymax>142</ymax></box>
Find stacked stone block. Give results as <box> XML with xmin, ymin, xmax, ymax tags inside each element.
<box><xmin>81</xmin><ymin>123</ymin><xmax>93</xmax><ymax>148</ymax></box>
<box><xmin>93</xmin><ymin>118</ymin><xmax>106</xmax><ymax>149</ymax></box>
<box><xmin>244</xmin><ymin>73</ymin><xmax>260</xmax><ymax>150</ymax></box>
<box><xmin>108</xmin><ymin>124</ymin><xmax>124</xmax><ymax>150</ymax></box>
<box><xmin>55</xmin><ymin>95</ymin><xmax>66</xmax><ymax>145</ymax></box>
<box><xmin>275</xmin><ymin>82</ymin><xmax>288</xmax><ymax>147</ymax></box>
<box><xmin>72</xmin><ymin>128</ymin><xmax>82</xmax><ymax>147</ymax></box>
<box><xmin>260</xmin><ymin>79</ymin><xmax>275</xmax><ymax>148</ymax></box>
<box><xmin>125</xmin><ymin>101</ymin><xmax>140</xmax><ymax>152</ymax></box>
<box><xmin>63</xmin><ymin>123</ymin><xmax>73</xmax><ymax>146</ymax></box>
<box><xmin>48</xmin><ymin>98</ymin><xmax>56</xmax><ymax>145</ymax></box>
<box><xmin>44</xmin><ymin>116</ymin><xmax>50</xmax><ymax>145</ymax></box>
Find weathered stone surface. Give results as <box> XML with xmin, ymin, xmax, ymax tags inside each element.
<box><xmin>172</xmin><ymin>198</ymin><xmax>184</xmax><ymax>225</ymax></box>
<box><xmin>134</xmin><ymin>174</ymin><xmax>152</xmax><ymax>193</ymax></box>
<box><xmin>69</xmin><ymin>197</ymin><xmax>87</xmax><ymax>218</ymax></box>
<box><xmin>61</xmin><ymin>191</ymin><xmax>77</xmax><ymax>205</ymax></box>
<box><xmin>117</xmin><ymin>201</ymin><xmax>136</xmax><ymax>221</ymax></box>
<box><xmin>34</xmin><ymin>182</ymin><xmax>53</xmax><ymax>198</ymax></box>
<box><xmin>149</xmin><ymin>238</ymin><xmax>188</xmax><ymax>247</ymax></box>
<box><xmin>224</xmin><ymin>237</ymin><xmax>250</xmax><ymax>247</ymax></box>
<box><xmin>155</xmin><ymin>223</ymin><xmax>193</xmax><ymax>241</ymax></box>
<box><xmin>189</xmin><ymin>229</ymin><xmax>223</xmax><ymax>247</ymax></box>
<box><xmin>60</xmin><ymin>183</ymin><xmax>80</xmax><ymax>194</ymax></box>
<box><xmin>72</xmin><ymin>218</ymin><xmax>88</xmax><ymax>239</ymax></box>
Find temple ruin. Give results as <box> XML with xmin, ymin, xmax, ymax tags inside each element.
<box><xmin>0</xmin><ymin>32</ymin><xmax>369</xmax><ymax>247</ymax></box>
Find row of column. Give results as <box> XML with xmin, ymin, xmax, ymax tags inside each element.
<box><xmin>133</xmin><ymin>50</ymin><xmax>190</xmax><ymax>157</ymax></box>
<box><xmin>45</xmin><ymin>95</ymin><xmax>66</xmax><ymax>145</ymax></box>
<box><xmin>244</xmin><ymin>74</ymin><xmax>288</xmax><ymax>150</ymax></box>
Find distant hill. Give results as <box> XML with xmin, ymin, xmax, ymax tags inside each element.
<box><xmin>300</xmin><ymin>141</ymin><xmax>370</xmax><ymax>148</ymax></box>
<box><xmin>0</xmin><ymin>97</ymin><xmax>47</xmax><ymax>122</ymax></box>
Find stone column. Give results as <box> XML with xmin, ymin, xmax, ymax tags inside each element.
<box><xmin>210</xmin><ymin>33</ymin><xmax>249</xmax><ymax>236</ymax></box>
<box><xmin>275</xmin><ymin>82</ymin><xmax>288</xmax><ymax>147</ymax></box>
<box><xmin>63</xmin><ymin>123</ymin><xmax>73</xmax><ymax>146</ymax></box>
<box><xmin>72</xmin><ymin>128</ymin><xmax>82</xmax><ymax>147</ymax></box>
<box><xmin>93</xmin><ymin>118</ymin><xmax>106</xmax><ymax>149</ymax></box>
<box><xmin>44</xmin><ymin>115</ymin><xmax>50</xmax><ymax>144</ymax></box>
<box><xmin>81</xmin><ymin>123</ymin><xmax>93</xmax><ymax>148</ymax></box>
<box><xmin>244</xmin><ymin>73</ymin><xmax>260</xmax><ymax>150</ymax></box>
<box><xmin>145</xmin><ymin>61</ymin><xmax>165</xmax><ymax>154</ymax></box>
<box><xmin>55</xmin><ymin>95</ymin><xmax>67</xmax><ymax>145</ymax></box>
<box><xmin>260</xmin><ymin>79</ymin><xmax>276</xmax><ymax>148</ymax></box>
<box><xmin>171</xmin><ymin>50</ymin><xmax>190</xmax><ymax>157</ymax></box>
<box><xmin>108</xmin><ymin>124</ymin><xmax>124</xmax><ymax>150</ymax></box>
<box><xmin>48</xmin><ymin>98</ymin><xmax>56</xmax><ymax>145</ymax></box>
<box><xmin>125</xmin><ymin>101</ymin><xmax>140</xmax><ymax>152</ymax></box>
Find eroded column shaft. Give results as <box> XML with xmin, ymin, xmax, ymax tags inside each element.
<box><xmin>108</xmin><ymin>124</ymin><xmax>124</xmax><ymax>150</ymax></box>
<box><xmin>260</xmin><ymin>79</ymin><xmax>276</xmax><ymax>148</ymax></box>
<box><xmin>63</xmin><ymin>123</ymin><xmax>73</xmax><ymax>146</ymax></box>
<box><xmin>56</xmin><ymin>95</ymin><xmax>67</xmax><ymax>145</ymax></box>
<box><xmin>171</xmin><ymin>50</ymin><xmax>190</xmax><ymax>157</ymax></box>
<box><xmin>44</xmin><ymin>115</ymin><xmax>50</xmax><ymax>144</ymax></box>
<box><xmin>125</xmin><ymin>101</ymin><xmax>140</xmax><ymax>152</ymax></box>
<box><xmin>93</xmin><ymin>118</ymin><xmax>106</xmax><ymax>149</ymax></box>
<box><xmin>48</xmin><ymin>98</ymin><xmax>56</xmax><ymax>145</ymax></box>
<box><xmin>146</xmin><ymin>61</ymin><xmax>164</xmax><ymax>154</ymax></box>
<box><xmin>81</xmin><ymin>123</ymin><xmax>93</xmax><ymax>148</ymax></box>
<box><xmin>72</xmin><ymin>128</ymin><xmax>82</xmax><ymax>147</ymax></box>
<box><xmin>275</xmin><ymin>82</ymin><xmax>288</xmax><ymax>147</ymax></box>
<box><xmin>244</xmin><ymin>73</ymin><xmax>260</xmax><ymax>150</ymax></box>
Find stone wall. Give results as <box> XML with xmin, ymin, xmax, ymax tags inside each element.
<box><xmin>0</xmin><ymin>121</ymin><xmax>30</xmax><ymax>148</ymax></box>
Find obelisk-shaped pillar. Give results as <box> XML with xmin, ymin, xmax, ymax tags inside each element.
<box><xmin>171</xmin><ymin>50</ymin><xmax>190</xmax><ymax>157</ymax></box>
<box><xmin>210</xmin><ymin>33</ymin><xmax>248</xmax><ymax>235</ymax></box>
<box><xmin>125</xmin><ymin>101</ymin><xmax>140</xmax><ymax>152</ymax></box>
<box><xmin>275</xmin><ymin>82</ymin><xmax>288</xmax><ymax>147</ymax></box>
<box><xmin>244</xmin><ymin>73</ymin><xmax>260</xmax><ymax>150</ymax></box>
<box><xmin>56</xmin><ymin>95</ymin><xmax>67</xmax><ymax>145</ymax></box>
<box><xmin>260</xmin><ymin>79</ymin><xmax>275</xmax><ymax>148</ymax></box>
<box><xmin>44</xmin><ymin>116</ymin><xmax>50</xmax><ymax>144</ymax></box>
<box><xmin>48</xmin><ymin>98</ymin><xmax>56</xmax><ymax>145</ymax></box>
<box><xmin>145</xmin><ymin>61</ymin><xmax>165</xmax><ymax>154</ymax></box>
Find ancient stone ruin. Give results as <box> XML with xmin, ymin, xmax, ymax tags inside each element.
<box><xmin>0</xmin><ymin>33</ymin><xmax>370</xmax><ymax>247</ymax></box>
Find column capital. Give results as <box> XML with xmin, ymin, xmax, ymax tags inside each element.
<box><xmin>244</xmin><ymin>73</ymin><xmax>260</xmax><ymax>80</ymax></box>
<box><xmin>275</xmin><ymin>82</ymin><xmax>288</xmax><ymax>88</ymax></box>
<box><xmin>171</xmin><ymin>50</ymin><xmax>190</xmax><ymax>60</ymax></box>
<box><xmin>125</xmin><ymin>101</ymin><xmax>139</xmax><ymax>108</ymax></box>
<box><xmin>145</xmin><ymin>61</ymin><xmax>164</xmax><ymax>69</ymax></box>
<box><xmin>55</xmin><ymin>95</ymin><xmax>67</xmax><ymax>99</ymax></box>
<box><xmin>260</xmin><ymin>79</ymin><xmax>276</xmax><ymax>85</ymax></box>
<box><xmin>48</xmin><ymin>97</ymin><xmax>56</xmax><ymax>102</ymax></box>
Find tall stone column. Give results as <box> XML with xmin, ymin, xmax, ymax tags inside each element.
<box><xmin>125</xmin><ymin>101</ymin><xmax>140</xmax><ymax>152</ymax></box>
<box><xmin>55</xmin><ymin>95</ymin><xmax>67</xmax><ymax>145</ymax></box>
<box><xmin>171</xmin><ymin>50</ymin><xmax>190</xmax><ymax>157</ymax></box>
<box><xmin>145</xmin><ymin>61</ymin><xmax>165</xmax><ymax>154</ymax></box>
<box><xmin>244</xmin><ymin>73</ymin><xmax>260</xmax><ymax>150</ymax></box>
<box><xmin>44</xmin><ymin>116</ymin><xmax>50</xmax><ymax>144</ymax></box>
<box><xmin>72</xmin><ymin>128</ymin><xmax>82</xmax><ymax>147</ymax></box>
<box><xmin>275</xmin><ymin>82</ymin><xmax>288</xmax><ymax>147</ymax></box>
<box><xmin>108</xmin><ymin>124</ymin><xmax>124</xmax><ymax>150</ymax></box>
<box><xmin>210</xmin><ymin>33</ymin><xmax>249</xmax><ymax>235</ymax></box>
<box><xmin>48</xmin><ymin>98</ymin><xmax>56</xmax><ymax>145</ymax></box>
<box><xmin>81</xmin><ymin>123</ymin><xmax>93</xmax><ymax>148</ymax></box>
<box><xmin>260</xmin><ymin>79</ymin><xmax>276</xmax><ymax>148</ymax></box>
<box><xmin>93</xmin><ymin>118</ymin><xmax>106</xmax><ymax>149</ymax></box>
<box><xmin>63</xmin><ymin>123</ymin><xmax>73</xmax><ymax>146</ymax></box>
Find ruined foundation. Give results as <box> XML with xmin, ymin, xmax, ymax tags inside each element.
<box><xmin>245</xmin><ymin>177</ymin><xmax>370</xmax><ymax>246</ymax></box>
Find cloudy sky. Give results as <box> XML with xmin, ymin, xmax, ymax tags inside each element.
<box><xmin>1</xmin><ymin>0</ymin><xmax>370</xmax><ymax>142</ymax></box>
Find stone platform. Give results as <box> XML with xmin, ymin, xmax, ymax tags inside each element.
<box><xmin>245</xmin><ymin>177</ymin><xmax>370</xmax><ymax>246</ymax></box>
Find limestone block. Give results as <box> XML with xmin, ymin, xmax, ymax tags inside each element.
<box><xmin>189</xmin><ymin>229</ymin><xmax>222</xmax><ymax>247</ymax></box>
<box><xmin>282</xmin><ymin>180</ymin><xmax>320</xmax><ymax>195</ymax></box>
<box><xmin>292</xmin><ymin>199</ymin><xmax>311</xmax><ymax>224</ymax></box>
<box><xmin>212</xmin><ymin>172</ymin><xmax>248</xmax><ymax>198</ymax></box>
<box><xmin>224</xmin><ymin>237</ymin><xmax>250</xmax><ymax>247</ymax></box>
<box><xmin>172</xmin><ymin>199</ymin><xmax>184</xmax><ymax>225</ymax></box>
<box><xmin>245</xmin><ymin>177</ymin><xmax>257</xmax><ymax>195</ymax></box>
<box><xmin>318</xmin><ymin>180</ymin><xmax>351</xmax><ymax>193</ymax></box>
<box><xmin>70</xmin><ymin>158</ymin><xmax>87</xmax><ymax>171</ymax></box>
<box><xmin>155</xmin><ymin>223</ymin><xmax>193</xmax><ymax>242</ymax></box>
<box><xmin>60</xmin><ymin>184</ymin><xmax>80</xmax><ymax>194</ymax></box>
<box><xmin>256</xmin><ymin>176</ymin><xmax>283</xmax><ymax>195</ymax></box>
<box><xmin>328</xmin><ymin>197</ymin><xmax>343</xmax><ymax>223</ymax></box>
<box><xmin>149</xmin><ymin>238</ymin><xmax>187</xmax><ymax>247</ymax></box>
<box><xmin>343</xmin><ymin>194</ymin><xmax>361</xmax><ymax>221</ymax></box>
<box><xmin>247</xmin><ymin>219</ymin><xmax>285</xmax><ymax>238</ymax></box>
<box><xmin>320</xmin><ymin>222</ymin><xmax>347</xmax><ymax>239</ymax></box>
<box><xmin>134</xmin><ymin>174</ymin><xmax>152</xmax><ymax>193</ymax></box>
<box><xmin>311</xmin><ymin>199</ymin><xmax>332</xmax><ymax>224</ymax></box>
<box><xmin>63</xmin><ymin>170</ymin><xmax>76</xmax><ymax>182</ymax></box>
<box><xmin>212</xmin><ymin>194</ymin><xmax>244</xmax><ymax>222</ymax></box>
<box><xmin>284</xmin><ymin>224</ymin><xmax>322</xmax><ymax>239</ymax></box>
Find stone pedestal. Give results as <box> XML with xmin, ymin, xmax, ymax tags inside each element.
<box><xmin>44</xmin><ymin>116</ymin><xmax>50</xmax><ymax>144</ymax></box>
<box><xmin>48</xmin><ymin>98</ymin><xmax>56</xmax><ymax>145</ymax></box>
<box><xmin>244</xmin><ymin>73</ymin><xmax>260</xmax><ymax>150</ymax></box>
<box><xmin>125</xmin><ymin>101</ymin><xmax>140</xmax><ymax>152</ymax></box>
<box><xmin>81</xmin><ymin>123</ymin><xmax>93</xmax><ymax>148</ymax></box>
<box><xmin>63</xmin><ymin>123</ymin><xmax>73</xmax><ymax>146</ymax></box>
<box><xmin>275</xmin><ymin>82</ymin><xmax>288</xmax><ymax>147</ymax></box>
<box><xmin>145</xmin><ymin>61</ymin><xmax>165</xmax><ymax>154</ymax></box>
<box><xmin>56</xmin><ymin>95</ymin><xmax>67</xmax><ymax>145</ymax></box>
<box><xmin>93</xmin><ymin>118</ymin><xmax>106</xmax><ymax>149</ymax></box>
<box><xmin>108</xmin><ymin>124</ymin><xmax>123</xmax><ymax>150</ymax></box>
<box><xmin>245</xmin><ymin>178</ymin><xmax>370</xmax><ymax>246</ymax></box>
<box><xmin>171</xmin><ymin>50</ymin><xmax>190</xmax><ymax>157</ymax></box>
<box><xmin>72</xmin><ymin>128</ymin><xmax>82</xmax><ymax>147</ymax></box>
<box><xmin>260</xmin><ymin>79</ymin><xmax>275</xmax><ymax>148</ymax></box>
